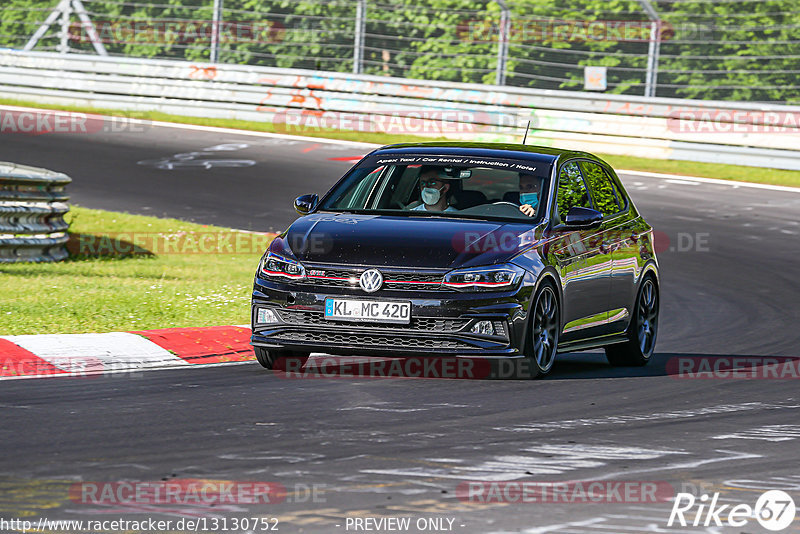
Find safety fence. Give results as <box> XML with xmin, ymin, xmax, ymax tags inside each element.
<box><xmin>2</xmin><ymin>0</ymin><xmax>799</xmax><ymax>103</ymax></box>
<box><xmin>1</xmin><ymin>50</ymin><xmax>800</xmax><ymax>170</ymax></box>
<box><xmin>0</xmin><ymin>161</ymin><xmax>71</xmax><ymax>263</ymax></box>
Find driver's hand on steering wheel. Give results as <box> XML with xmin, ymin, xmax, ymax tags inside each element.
<box><xmin>519</xmin><ymin>204</ymin><xmax>536</xmax><ymax>217</ymax></box>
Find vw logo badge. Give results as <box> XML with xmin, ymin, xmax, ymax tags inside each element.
<box><xmin>359</xmin><ymin>269</ymin><xmax>384</xmax><ymax>293</ymax></box>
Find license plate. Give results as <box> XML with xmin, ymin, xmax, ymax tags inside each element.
<box><xmin>324</xmin><ymin>298</ymin><xmax>411</xmax><ymax>324</ymax></box>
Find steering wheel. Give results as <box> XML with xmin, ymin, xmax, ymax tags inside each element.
<box><xmin>491</xmin><ymin>201</ymin><xmax>519</xmax><ymax>207</ymax></box>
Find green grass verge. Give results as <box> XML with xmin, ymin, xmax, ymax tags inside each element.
<box><xmin>599</xmin><ymin>153</ymin><xmax>800</xmax><ymax>187</ymax></box>
<box><xmin>0</xmin><ymin>207</ymin><xmax>273</xmax><ymax>335</ymax></box>
<box><xmin>2</xmin><ymin>96</ymin><xmax>799</xmax><ymax>188</ymax></box>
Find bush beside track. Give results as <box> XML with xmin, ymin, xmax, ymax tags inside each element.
<box><xmin>0</xmin><ymin>206</ymin><xmax>275</xmax><ymax>335</ymax></box>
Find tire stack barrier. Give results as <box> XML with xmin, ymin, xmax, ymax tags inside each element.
<box><xmin>0</xmin><ymin>162</ymin><xmax>71</xmax><ymax>263</ymax></box>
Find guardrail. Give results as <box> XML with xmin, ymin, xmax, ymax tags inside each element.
<box><xmin>0</xmin><ymin>162</ymin><xmax>71</xmax><ymax>263</ymax></box>
<box><xmin>1</xmin><ymin>50</ymin><xmax>800</xmax><ymax>170</ymax></box>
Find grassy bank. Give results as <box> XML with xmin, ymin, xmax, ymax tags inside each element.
<box><xmin>2</xmin><ymin>97</ymin><xmax>799</xmax><ymax>188</ymax></box>
<box><xmin>0</xmin><ymin>207</ymin><xmax>274</xmax><ymax>335</ymax></box>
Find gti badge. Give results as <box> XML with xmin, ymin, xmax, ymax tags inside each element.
<box><xmin>359</xmin><ymin>269</ymin><xmax>384</xmax><ymax>293</ymax></box>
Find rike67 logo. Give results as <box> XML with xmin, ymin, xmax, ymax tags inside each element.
<box><xmin>668</xmin><ymin>490</ymin><xmax>796</xmax><ymax>531</ymax></box>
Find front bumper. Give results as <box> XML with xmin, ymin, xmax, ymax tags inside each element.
<box><xmin>250</xmin><ymin>277</ymin><xmax>533</xmax><ymax>357</ymax></box>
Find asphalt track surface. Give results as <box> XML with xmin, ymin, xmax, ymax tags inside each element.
<box><xmin>2</xmin><ymin>123</ymin><xmax>800</xmax><ymax>533</ymax></box>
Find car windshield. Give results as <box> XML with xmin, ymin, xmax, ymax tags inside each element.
<box><xmin>319</xmin><ymin>153</ymin><xmax>552</xmax><ymax>222</ymax></box>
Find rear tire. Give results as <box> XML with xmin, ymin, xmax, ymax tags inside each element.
<box><xmin>253</xmin><ymin>347</ymin><xmax>309</xmax><ymax>370</ymax></box>
<box><xmin>525</xmin><ymin>282</ymin><xmax>560</xmax><ymax>379</ymax></box>
<box><xmin>605</xmin><ymin>276</ymin><xmax>658</xmax><ymax>367</ymax></box>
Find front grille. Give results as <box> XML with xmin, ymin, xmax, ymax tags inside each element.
<box><xmin>271</xmin><ymin>330</ymin><xmax>473</xmax><ymax>350</ymax></box>
<box><xmin>299</xmin><ymin>268</ymin><xmax>446</xmax><ymax>291</ymax></box>
<box><xmin>385</xmin><ymin>280</ymin><xmax>442</xmax><ymax>291</ymax></box>
<box><xmin>275</xmin><ymin>309</ymin><xmax>468</xmax><ymax>333</ymax></box>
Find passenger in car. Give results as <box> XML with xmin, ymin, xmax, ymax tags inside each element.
<box><xmin>412</xmin><ymin>166</ymin><xmax>459</xmax><ymax>212</ymax></box>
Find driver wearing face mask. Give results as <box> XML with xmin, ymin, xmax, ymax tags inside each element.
<box><xmin>517</xmin><ymin>173</ymin><xmax>543</xmax><ymax>217</ymax></box>
<box><xmin>412</xmin><ymin>166</ymin><xmax>458</xmax><ymax>212</ymax></box>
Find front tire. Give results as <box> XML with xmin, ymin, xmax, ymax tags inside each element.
<box><xmin>605</xmin><ymin>276</ymin><xmax>658</xmax><ymax>366</ymax></box>
<box><xmin>526</xmin><ymin>282</ymin><xmax>560</xmax><ymax>379</ymax></box>
<box><xmin>253</xmin><ymin>347</ymin><xmax>309</xmax><ymax>370</ymax></box>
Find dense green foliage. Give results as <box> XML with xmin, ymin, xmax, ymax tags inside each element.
<box><xmin>1</xmin><ymin>0</ymin><xmax>797</xmax><ymax>102</ymax></box>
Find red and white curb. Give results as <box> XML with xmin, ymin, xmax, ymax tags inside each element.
<box><xmin>0</xmin><ymin>325</ymin><xmax>254</xmax><ymax>380</ymax></box>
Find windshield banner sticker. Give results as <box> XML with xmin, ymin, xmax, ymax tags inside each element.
<box><xmin>371</xmin><ymin>155</ymin><xmax>539</xmax><ymax>174</ymax></box>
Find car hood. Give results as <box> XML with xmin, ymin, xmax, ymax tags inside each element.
<box><xmin>272</xmin><ymin>212</ymin><xmax>540</xmax><ymax>269</ymax></box>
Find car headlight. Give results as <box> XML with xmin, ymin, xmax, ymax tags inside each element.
<box><xmin>259</xmin><ymin>251</ymin><xmax>305</xmax><ymax>280</ymax></box>
<box><xmin>443</xmin><ymin>264</ymin><xmax>524</xmax><ymax>291</ymax></box>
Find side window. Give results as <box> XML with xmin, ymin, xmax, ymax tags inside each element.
<box><xmin>557</xmin><ymin>161</ymin><xmax>591</xmax><ymax>220</ymax></box>
<box><xmin>380</xmin><ymin>165</ymin><xmax>420</xmax><ymax>208</ymax></box>
<box><xmin>579</xmin><ymin>161</ymin><xmax>621</xmax><ymax>217</ymax></box>
<box><xmin>337</xmin><ymin>166</ymin><xmax>384</xmax><ymax>208</ymax></box>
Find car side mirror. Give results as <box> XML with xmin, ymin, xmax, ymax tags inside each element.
<box><xmin>294</xmin><ymin>194</ymin><xmax>318</xmax><ymax>215</ymax></box>
<box><xmin>564</xmin><ymin>206</ymin><xmax>603</xmax><ymax>228</ymax></box>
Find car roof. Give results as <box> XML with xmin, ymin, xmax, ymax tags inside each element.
<box><xmin>373</xmin><ymin>142</ymin><xmax>599</xmax><ymax>165</ymax></box>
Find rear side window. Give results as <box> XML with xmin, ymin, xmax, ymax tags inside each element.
<box><xmin>579</xmin><ymin>161</ymin><xmax>621</xmax><ymax>217</ymax></box>
<box><xmin>606</xmin><ymin>169</ymin><xmax>628</xmax><ymax>211</ymax></box>
<box><xmin>556</xmin><ymin>161</ymin><xmax>592</xmax><ymax>220</ymax></box>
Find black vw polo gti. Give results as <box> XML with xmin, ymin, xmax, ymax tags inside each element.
<box><xmin>251</xmin><ymin>143</ymin><xmax>659</xmax><ymax>378</ymax></box>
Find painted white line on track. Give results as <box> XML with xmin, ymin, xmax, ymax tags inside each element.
<box><xmin>586</xmin><ymin>449</ymin><xmax>761</xmax><ymax>483</ymax></box>
<box><xmin>618</xmin><ymin>169</ymin><xmax>800</xmax><ymax>193</ymax></box>
<box><xmin>712</xmin><ymin>424</ymin><xmax>800</xmax><ymax>442</ymax></box>
<box><xmin>495</xmin><ymin>402</ymin><xmax>800</xmax><ymax>433</ymax></box>
<box><xmin>2</xmin><ymin>103</ymin><xmax>798</xmax><ymax>192</ymax></box>
<box><xmin>664</xmin><ymin>179</ymin><xmax>700</xmax><ymax>186</ymax></box>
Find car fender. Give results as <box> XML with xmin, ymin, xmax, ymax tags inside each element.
<box><xmin>636</xmin><ymin>260</ymin><xmax>660</xmax><ymax>292</ymax></box>
<box><xmin>517</xmin><ymin>267</ymin><xmax>563</xmax><ymax>354</ymax></box>
<box><xmin>622</xmin><ymin>260</ymin><xmax>660</xmax><ymax>334</ymax></box>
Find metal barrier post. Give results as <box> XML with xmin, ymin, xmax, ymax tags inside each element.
<box><xmin>58</xmin><ymin>0</ymin><xmax>73</xmax><ymax>54</ymax></box>
<box><xmin>637</xmin><ymin>0</ymin><xmax>661</xmax><ymax>98</ymax></box>
<box><xmin>211</xmin><ymin>0</ymin><xmax>224</xmax><ymax>63</ymax></box>
<box><xmin>72</xmin><ymin>0</ymin><xmax>109</xmax><ymax>56</ymax></box>
<box><xmin>353</xmin><ymin>0</ymin><xmax>366</xmax><ymax>75</ymax></box>
<box><xmin>495</xmin><ymin>0</ymin><xmax>510</xmax><ymax>86</ymax></box>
